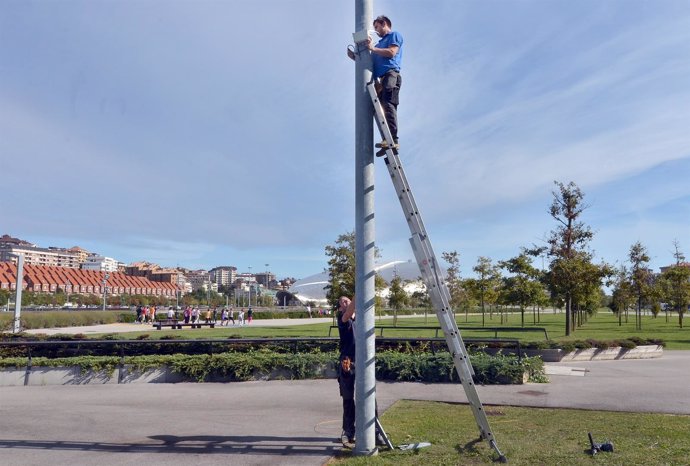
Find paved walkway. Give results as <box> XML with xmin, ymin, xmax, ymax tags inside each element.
<box><xmin>1</xmin><ymin>351</ymin><xmax>689</xmax><ymax>465</ymax></box>
<box><xmin>24</xmin><ymin>318</ymin><xmax>335</xmax><ymax>336</ymax></box>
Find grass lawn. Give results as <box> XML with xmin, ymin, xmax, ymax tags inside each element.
<box><xmin>332</xmin><ymin>400</ymin><xmax>690</xmax><ymax>465</ymax></box>
<box><xmin>100</xmin><ymin>310</ymin><xmax>690</xmax><ymax>349</ymax></box>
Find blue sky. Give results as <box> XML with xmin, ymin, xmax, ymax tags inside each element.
<box><xmin>1</xmin><ymin>0</ymin><xmax>689</xmax><ymax>280</ymax></box>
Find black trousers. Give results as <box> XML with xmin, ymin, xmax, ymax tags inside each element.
<box><xmin>380</xmin><ymin>71</ymin><xmax>402</xmax><ymax>141</ymax></box>
<box><xmin>339</xmin><ymin>367</ymin><xmax>356</xmax><ymax>436</ymax></box>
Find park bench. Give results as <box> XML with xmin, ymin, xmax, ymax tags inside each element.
<box><xmin>153</xmin><ymin>320</ymin><xmax>215</xmax><ymax>330</ymax></box>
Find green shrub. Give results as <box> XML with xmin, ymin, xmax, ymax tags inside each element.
<box><xmin>573</xmin><ymin>340</ymin><xmax>593</xmax><ymax>350</ymax></box>
<box><xmin>617</xmin><ymin>339</ymin><xmax>637</xmax><ymax>349</ymax></box>
<box><xmin>0</xmin><ymin>349</ymin><xmax>546</xmax><ymax>385</ymax></box>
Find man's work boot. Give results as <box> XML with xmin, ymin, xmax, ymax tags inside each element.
<box><xmin>375</xmin><ymin>140</ymin><xmax>399</xmax><ymax>150</ymax></box>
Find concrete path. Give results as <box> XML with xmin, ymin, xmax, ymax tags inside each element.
<box><xmin>1</xmin><ymin>351</ymin><xmax>689</xmax><ymax>465</ymax></box>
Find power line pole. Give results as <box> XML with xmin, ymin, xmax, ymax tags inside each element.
<box><xmin>354</xmin><ymin>0</ymin><xmax>377</xmax><ymax>456</ymax></box>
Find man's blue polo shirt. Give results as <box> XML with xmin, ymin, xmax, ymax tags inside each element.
<box><xmin>372</xmin><ymin>31</ymin><xmax>403</xmax><ymax>79</ymax></box>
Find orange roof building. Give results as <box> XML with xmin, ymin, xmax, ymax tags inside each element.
<box><xmin>0</xmin><ymin>262</ymin><xmax>178</xmax><ymax>297</ymax></box>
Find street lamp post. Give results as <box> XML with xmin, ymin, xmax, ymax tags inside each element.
<box><xmin>102</xmin><ymin>273</ymin><xmax>110</xmax><ymax>311</ymax></box>
<box><xmin>248</xmin><ymin>266</ymin><xmax>252</xmax><ymax>307</ymax></box>
<box><xmin>10</xmin><ymin>253</ymin><xmax>24</xmax><ymax>334</ymax></box>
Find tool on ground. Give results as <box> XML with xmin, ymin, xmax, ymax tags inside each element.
<box><xmin>588</xmin><ymin>432</ymin><xmax>614</xmax><ymax>456</ymax></box>
<box><xmin>365</xmin><ymin>80</ymin><xmax>508</xmax><ymax>463</ymax></box>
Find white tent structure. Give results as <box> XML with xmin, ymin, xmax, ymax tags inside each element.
<box><xmin>288</xmin><ymin>260</ymin><xmax>426</xmax><ymax>306</ymax></box>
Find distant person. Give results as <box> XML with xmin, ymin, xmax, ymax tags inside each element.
<box><xmin>228</xmin><ymin>307</ymin><xmax>236</xmax><ymax>326</ymax></box>
<box><xmin>238</xmin><ymin>308</ymin><xmax>245</xmax><ymax>326</ymax></box>
<box><xmin>205</xmin><ymin>308</ymin><xmax>212</xmax><ymax>324</ymax></box>
<box><xmin>247</xmin><ymin>307</ymin><xmax>253</xmax><ymax>324</ymax></box>
<box><xmin>167</xmin><ymin>307</ymin><xmax>174</xmax><ymax>322</ymax></box>
<box><xmin>212</xmin><ymin>308</ymin><xmax>218</xmax><ymax>323</ymax></box>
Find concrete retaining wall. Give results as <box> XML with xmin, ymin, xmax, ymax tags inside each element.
<box><xmin>525</xmin><ymin>344</ymin><xmax>663</xmax><ymax>362</ymax></box>
<box><xmin>0</xmin><ymin>364</ymin><xmax>336</xmax><ymax>387</ymax></box>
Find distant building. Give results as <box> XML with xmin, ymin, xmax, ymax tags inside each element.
<box><xmin>209</xmin><ymin>266</ymin><xmax>237</xmax><ymax>287</ymax></box>
<box><xmin>0</xmin><ymin>243</ymin><xmax>80</xmax><ymax>268</ymax></box>
<box><xmin>255</xmin><ymin>271</ymin><xmax>276</xmax><ymax>289</ymax></box>
<box><xmin>235</xmin><ymin>272</ymin><xmax>256</xmax><ymax>284</ymax></box>
<box><xmin>186</xmin><ymin>269</ymin><xmax>212</xmax><ymax>292</ymax></box>
<box><xmin>0</xmin><ymin>262</ymin><xmax>178</xmax><ymax>297</ymax></box>
<box><xmin>659</xmin><ymin>262</ymin><xmax>690</xmax><ymax>273</ymax></box>
<box><xmin>66</xmin><ymin>246</ymin><xmax>90</xmax><ymax>265</ymax></box>
<box><xmin>81</xmin><ymin>255</ymin><xmax>122</xmax><ymax>273</ymax></box>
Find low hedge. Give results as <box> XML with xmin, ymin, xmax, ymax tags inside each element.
<box><xmin>0</xmin><ymin>350</ymin><xmax>546</xmax><ymax>385</ymax></box>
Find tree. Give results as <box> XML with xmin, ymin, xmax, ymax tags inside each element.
<box><xmin>324</xmin><ymin>231</ymin><xmax>356</xmax><ymax>309</ymax></box>
<box><xmin>660</xmin><ymin>241</ymin><xmax>690</xmax><ymax>328</ymax></box>
<box><xmin>628</xmin><ymin>241</ymin><xmax>652</xmax><ymax>330</ymax></box>
<box><xmin>471</xmin><ymin>256</ymin><xmax>501</xmax><ymax>326</ymax></box>
<box><xmin>388</xmin><ymin>275</ymin><xmax>408</xmax><ymax>326</ymax></box>
<box><xmin>499</xmin><ymin>252</ymin><xmax>541</xmax><ymax>327</ymax></box>
<box><xmin>324</xmin><ymin>231</ymin><xmax>383</xmax><ymax>309</ymax></box>
<box><xmin>545</xmin><ymin>181</ymin><xmax>609</xmax><ymax>335</ymax></box>
<box><xmin>442</xmin><ymin>250</ymin><xmax>468</xmax><ymax>318</ymax></box>
<box><xmin>610</xmin><ymin>266</ymin><xmax>632</xmax><ymax>325</ymax></box>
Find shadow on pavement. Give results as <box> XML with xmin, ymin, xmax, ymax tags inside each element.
<box><xmin>0</xmin><ymin>434</ymin><xmax>341</xmax><ymax>457</ymax></box>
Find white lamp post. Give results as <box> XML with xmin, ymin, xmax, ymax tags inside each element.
<box><xmin>10</xmin><ymin>253</ymin><xmax>24</xmax><ymax>333</ymax></box>
<box><xmin>102</xmin><ymin>273</ymin><xmax>110</xmax><ymax>311</ymax></box>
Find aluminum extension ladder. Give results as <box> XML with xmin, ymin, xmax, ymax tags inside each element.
<box><xmin>366</xmin><ymin>81</ymin><xmax>507</xmax><ymax>463</ymax></box>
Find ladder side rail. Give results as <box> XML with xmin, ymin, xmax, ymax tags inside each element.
<box><xmin>409</xmin><ymin>236</ymin><xmax>476</xmax><ymax>378</ymax></box>
<box><xmin>367</xmin><ymin>82</ymin><xmax>397</xmax><ymax>146</ymax></box>
<box><xmin>365</xmin><ymin>80</ymin><xmax>507</xmax><ymax>462</ymax></box>
<box><xmin>383</xmin><ymin>155</ymin><xmax>429</xmax><ymax>239</ymax></box>
<box><xmin>410</xmin><ymin>235</ymin><xmax>494</xmax><ymax>441</ymax></box>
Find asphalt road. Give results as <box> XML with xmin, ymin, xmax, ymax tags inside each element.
<box><xmin>1</xmin><ymin>351</ymin><xmax>689</xmax><ymax>465</ymax></box>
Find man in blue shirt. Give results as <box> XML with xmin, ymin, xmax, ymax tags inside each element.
<box><xmin>349</xmin><ymin>15</ymin><xmax>403</xmax><ymax>151</ymax></box>
<box><xmin>370</xmin><ymin>15</ymin><xmax>403</xmax><ymax>150</ymax></box>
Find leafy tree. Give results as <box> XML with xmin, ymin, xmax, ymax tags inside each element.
<box><xmin>610</xmin><ymin>266</ymin><xmax>632</xmax><ymax>325</ymax></box>
<box><xmin>442</xmin><ymin>250</ymin><xmax>466</xmax><ymax>316</ymax></box>
<box><xmin>409</xmin><ymin>281</ymin><xmax>431</xmax><ymax>311</ymax></box>
<box><xmin>0</xmin><ymin>289</ymin><xmax>9</xmax><ymax>306</ymax></box>
<box><xmin>324</xmin><ymin>230</ymin><xmax>383</xmax><ymax>309</ymax></box>
<box><xmin>388</xmin><ymin>275</ymin><xmax>408</xmax><ymax>326</ymax></box>
<box><xmin>660</xmin><ymin>241</ymin><xmax>690</xmax><ymax>328</ymax></box>
<box><xmin>628</xmin><ymin>241</ymin><xmax>652</xmax><ymax>330</ymax></box>
<box><xmin>471</xmin><ymin>256</ymin><xmax>501</xmax><ymax>326</ymax></box>
<box><xmin>324</xmin><ymin>231</ymin><xmax>356</xmax><ymax>309</ymax></box>
<box><xmin>499</xmin><ymin>252</ymin><xmax>541</xmax><ymax>327</ymax></box>
<box><xmin>545</xmin><ymin>181</ymin><xmax>609</xmax><ymax>335</ymax></box>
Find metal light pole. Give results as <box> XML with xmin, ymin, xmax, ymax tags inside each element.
<box><xmin>265</xmin><ymin>263</ymin><xmax>270</xmax><ymax>307</ymax></box>
<box><xmin>11</xmin><ymin>253</ymin><xmax>24</xmax><ymax>333</ymax></box>
<box><xmin>102</xmin><ymin>273</ymin><xmax>110</xmax><ymax>311</ymax></box>
<box><xmin>248</xmin><ymin>266</ymin><xmax>252</xmax><ymax>307</ymax></box>
<box><xmin>354</xmin><ymin>0</ymin><xmax>377</xmax><ymax>455</ymax></box>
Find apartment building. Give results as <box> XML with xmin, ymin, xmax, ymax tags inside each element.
<box><xmin>209</xmin><ymin>266</ymin><xmax>237</xmax><ymax>287</ymax></box>
<box><xmin>81</xmin><ymin>255</ymin><xmax>123</xmax><ymax>272</ymax></box>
